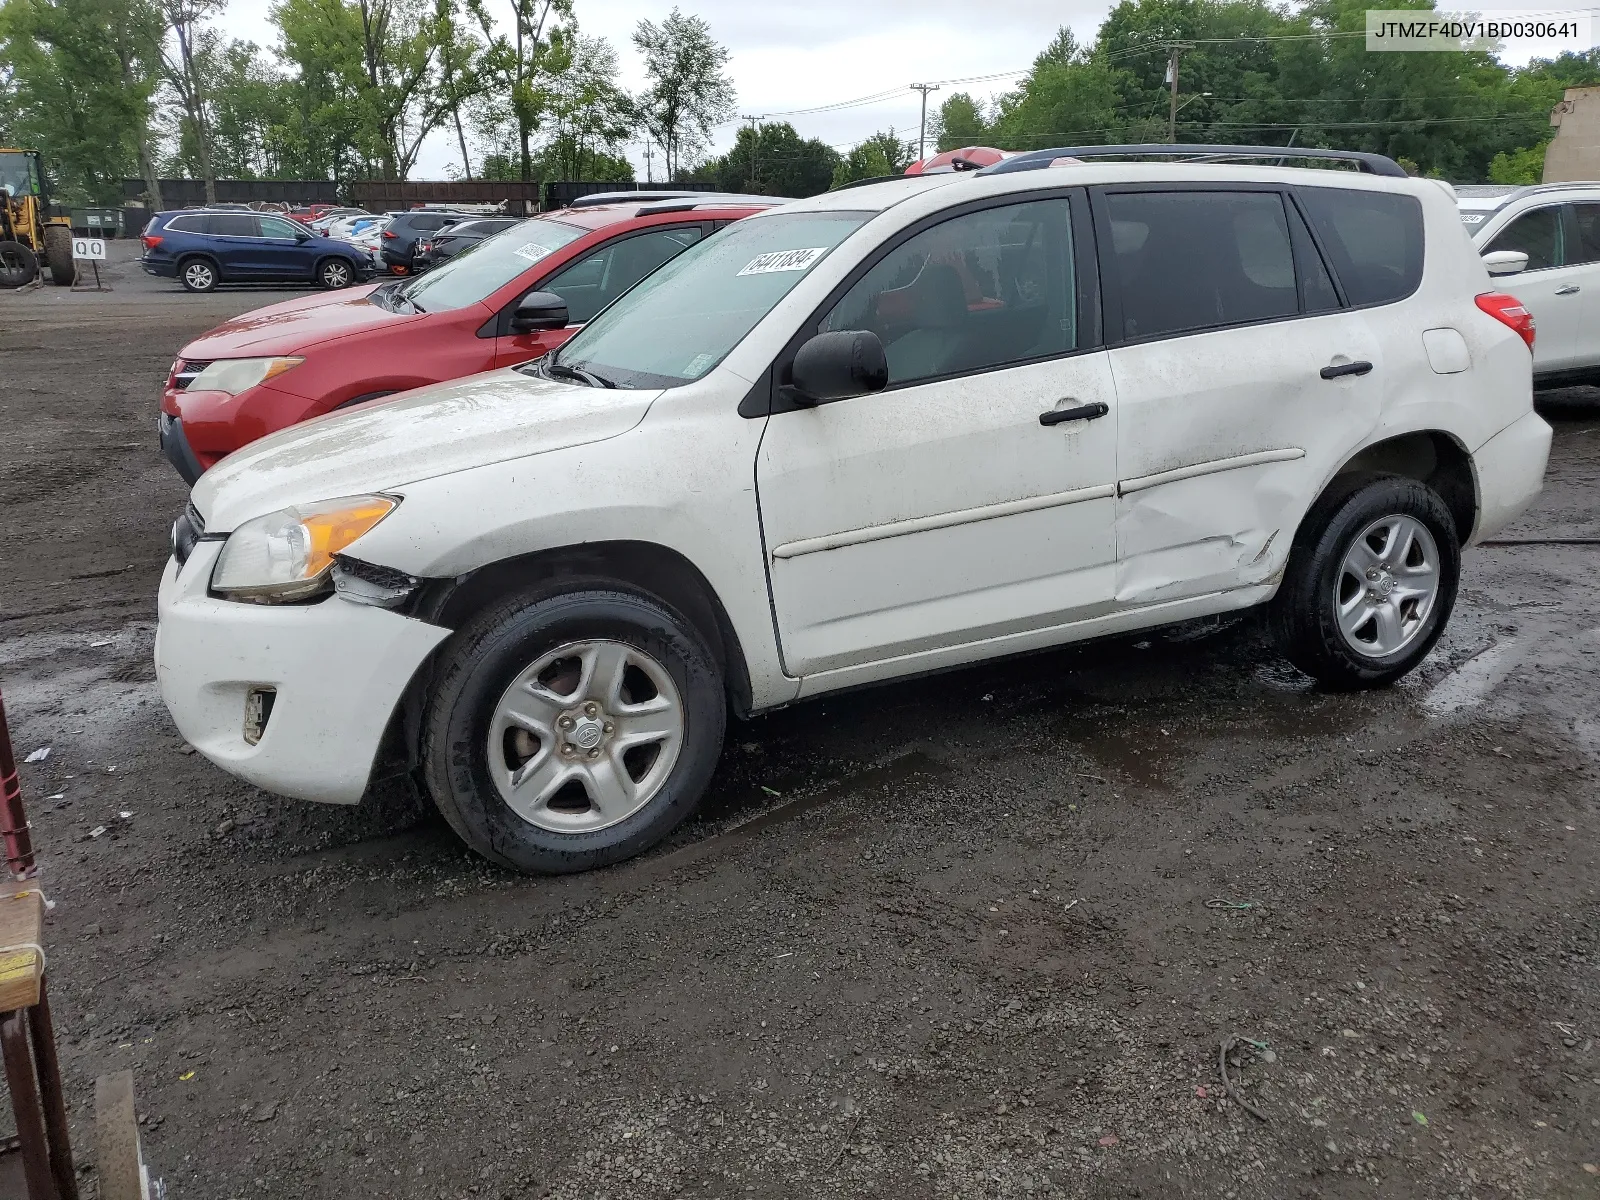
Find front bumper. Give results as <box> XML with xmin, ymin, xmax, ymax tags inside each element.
<box><xmin>1470</xmin><ymin>410</ymin><xmax>1553</xmax><ymax>543</ymax></box>
<box><xmin>155</xmin><ymin>542</ymin><xmax>451</xmax><ymax>804</ymax></box>
<box><xmin>158</xmin><ymin>412</ymin><xmax>205</xmax><ymax>485</ymax></box>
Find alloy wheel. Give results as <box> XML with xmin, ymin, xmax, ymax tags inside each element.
<box><xmin>1333</xmin><ymin>514</ymin><xmax>1441</xmax><ymax>658</ymax></box>
<box><xmin>488</xmin><ymin>639</ymin><xmax>685</xmax><ymax>833</ymax></box>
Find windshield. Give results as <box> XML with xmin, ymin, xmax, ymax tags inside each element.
<box><xmin>0</xmin><ymin>153</ymin><xmax>39</xmax><ymax>198</ymax></box>
<box><xmin>396</xmin><ymin>216</ymin><xmax>585</xmax><ymax>312</ymax></box>
<box><xmin>554</xmin><ymin>211</ymin><xmax>871</xmax><ymax>388</ymax></box>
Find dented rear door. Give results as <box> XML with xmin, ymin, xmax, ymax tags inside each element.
<box><xmin>1093</xmin><ymin>185</ymin><xmax>1383</xmax><ymax>608</ymax></box>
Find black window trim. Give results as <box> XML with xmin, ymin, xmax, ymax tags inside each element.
<box><xmin>477</xmin><ymin>219</ymin><xmax>715</xmax><ymax>339</ymax></box>
<box><xmin>1486</xmin><ymin>202</ymin><xmax>1565</xmax><ymax>272</ymax></box>
<box><xmin>742</xmin><ymin>186</ymin><xmax>1104</xmax><ymax>419</ymax></box>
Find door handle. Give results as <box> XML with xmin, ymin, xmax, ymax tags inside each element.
<box><xmin>1556</xmin><ymin>284</ymin><xmax>1581</xmax><ymax>295</ymax></box>
<box><xmin>1319</xmin><ymin>360</ymin><xmax>1373</xmax><ymax>380</ymax></box>
<box><xmin>1039</xmin><ymin>401</ymin><xmax>1109</xmax><ymax>426</ymax></box>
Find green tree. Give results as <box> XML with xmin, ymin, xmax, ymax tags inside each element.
<box><xmin>159</xmin><ymin>0</ymin><xmax>222</xmax><ymax>201</ymax></box>
<box><xmin>632</xmin><ymin>7</ymin><xmax>735</xmax><ymax>179</ymax></box>
<box><xmin>831</xmin><ymin>128</ymin><xmax>913</xmax><ymax>187</ymax></box>
<box><xmin>469</xmin><ymin>0</ymin><xmax>572</xmax><ymax>181</ymax></box>
<box><xmin>988</xmin><ymin>26</ymin><xmax>1123</xmax><ymax>150</ymax></box>
<box><xmin>930</xmin><ymin>92</ymin><xmax>990</xmax><ymax>153</ymax></box>
<box><xmin>1488</xmin><ymin>142</ymin><xmax>1547</xmax><ymax>183</ymax></box>
<box><xmin>0</xmin><ymin>0</ymin><xmax>164</xmax><ymax>203</ymax></box>
<box><xmin>691</xmin><ymin>121</ymin><xmax>839</xmax><ymax>196</ymax></box>
<box><xmin>533</xmin><ymin>33</ymin><xmax>635</xmax><ymax>180</ymax></box>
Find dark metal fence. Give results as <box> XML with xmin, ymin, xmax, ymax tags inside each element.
<box><xmin>122</xmin><ymin>178</ymin><xmax>341</xmax><ymax>208</ymax></box>
<box><xmin>352</xmin><ymin>180</ymin><xmax>543</xmax><ymax>214</ymax></box>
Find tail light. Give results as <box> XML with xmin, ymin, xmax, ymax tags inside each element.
<box><xmin>382</xmin><ymin>229</ymin><xmax>397</xmax><ymax>239</ymax></box>
<box><xmin>417</xmin><ymin>241</ymin><xmax>432</xmax><ymax>254</ymax></box>
<box><xmin>1476</xmin><ymin>291</ymin><xmax>1535</xmax><ymax>351</ymax></box>
<box><xmin>142</xmin><ymin>234</ymin><xmax>163</xmax><ymax>250</ymax></box>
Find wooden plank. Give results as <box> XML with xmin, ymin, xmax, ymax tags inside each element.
<box><xmin>0</xmin><ymin>890</ymin><xmax>44</xmax><ymax>1012</ymax></box>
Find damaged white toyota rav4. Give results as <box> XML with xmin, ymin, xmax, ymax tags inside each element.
<box><xmin>156</xmin><ymin>145</ymin><xmax>1551</xmax><ymax>874</ymax></box>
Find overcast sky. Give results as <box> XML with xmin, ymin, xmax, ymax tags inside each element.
<box><xmin>219</xmin><ymin>0</ymin><xmax>1585</xmax><ymax>180</ymax></box>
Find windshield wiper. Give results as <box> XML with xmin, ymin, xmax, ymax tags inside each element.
<box><xmin>546</xmin><ymin>360</ymin><xmax>615</xmax><ymax>389</ymax></box>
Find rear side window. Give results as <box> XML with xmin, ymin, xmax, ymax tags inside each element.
<box><xmin>1484</xmin><ymin>207</ymin><xmax>1560</xmax><ymax>271</ymax></box>
<box><xmin>1566</xmin><ymin>203</ymin><xmax>1600</xmax><ymax>265</ymax></box>
<box><xmin>209</xmin><ymin>214</ymin><xmax>257</xmax><ymax>237</ymax></box>
<box><xmin>1103</xmin><ymin>190</ymin><xmax>1298</xmax><ymax>340</ymax></box>
<box><xmin>1297</xmin><ymin>187</ymin><xmax>1425</xmax><ymax>306</ymax></box>
<box><xmin>165</xmin><ymin>215</ymin><xmax>203</xmax><ymax>234</ymax></box>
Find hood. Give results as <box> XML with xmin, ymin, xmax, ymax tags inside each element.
<box><xmin>179</xmin><ymin>284</ymin><xmax>408</xmax><ymax>357</ymax></box>
<box><xmin>192</xmin><ymin>368</ymin><xmax>661</xmax><ymax>531</ymax></box>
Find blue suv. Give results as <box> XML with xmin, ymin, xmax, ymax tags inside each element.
<box><xmin>139</xmin><ymin>209</ymin><xmax>370</xmax><ymax>293</ymax></box>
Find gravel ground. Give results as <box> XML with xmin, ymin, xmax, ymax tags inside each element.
<box><xmin>1</xmin><ymin>242</ymin><xmax>1599</xmax><ymax>1199</ymax></box>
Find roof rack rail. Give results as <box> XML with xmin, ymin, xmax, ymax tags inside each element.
<box><xmin>979</xmin><ymin>144</ymin><xmax>1408</xmax><ymax>178</ymax></box>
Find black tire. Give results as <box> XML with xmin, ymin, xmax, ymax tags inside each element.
<box><xmin>178</xmin><ymin>255</ymin><xmax>218</xmax><ymax>292</ymax></box>
<box><xmin>0</xmin><ymin>240</ymin><xmax>38</xmax><ymax>288</ymax></box>
<box><xmin>317</xmin><ymin>256</ymin><xmax>355</xmax><ymax>289</ymax></box>
<box><xmin>422</xmin><ymin>587</ymin><xmax>727</xmax><ymax>874</ymax></box>
<box><xmin>43</xmin><ymin>226</ymin><xmax>74</xmax><ymax>285</ymax></box>
<box><xmin>1270</xmin><ymin>473</ymin><xmax>1460</xmax><ymax>690</ymax></box>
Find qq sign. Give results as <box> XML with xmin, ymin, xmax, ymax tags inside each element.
<box><xmin>72</xmin><ymin>237</ymin><xmax>106</xmax><ymax>261</ymax></box>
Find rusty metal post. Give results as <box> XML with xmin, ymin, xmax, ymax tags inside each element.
<box><xmin>0</xmin><ymin>1011</ymin><xmax>57</xmax><ymax>1200</ymax></box>
<box><xmin>28</xmin><ymin>981</ymin><xmax>77</xmax><ymax>1200</ymax></box>
<box><xmin>0</xmin><ymin>688</ymin><xmax>36</xmax><ymax>879</ymax></box>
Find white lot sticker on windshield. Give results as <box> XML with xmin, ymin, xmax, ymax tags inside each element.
<box><xmin>513</xmin><ymin>242</ymin><xmax>556</xmax><ymax>262</ymax></box>
<box><xmin>1460</xmin><ymin>213</ymin><xmax>1486</xmax><ymax>224</ymax></box>
<box><xmin>737</xmin><ymin>247</ymin><xmax>827</xmax><ymax>277</ymax></box>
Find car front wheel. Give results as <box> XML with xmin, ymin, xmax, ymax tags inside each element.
<box><xmin>1270</xmin><ymin>474</ymin><xmax>1460</xmax><ymax>690</ymax></box>
<box><xmin>317</xmin><ymin>257</ymin><xmax>354</xmax><ymax>289</ymax></box>
<box><xmin>178</xmin><ymin>257</ymin><xmax>218</xmax><ymax>292</ymax></box>
<box><xmin>422</xmin><ymin>588</ymin><xmax>727</xmax><ymax>874</ymax></box>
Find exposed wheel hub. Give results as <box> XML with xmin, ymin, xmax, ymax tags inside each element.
<box><xmin>557</xmin><ymin>702</ymin><xmax>614</xmax><ymax>760</ymax></box>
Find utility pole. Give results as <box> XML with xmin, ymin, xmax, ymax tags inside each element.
<box><xmin>739</xmin><ymin>114</ymin><xmax>764</xmax><ymax>191</ymax></box>
<box><xmin>1166</xmin><ymin>45</ymin><xmax>1187</xmax><ymax>143</ymax></box>
<box><xmin>644</xmin><ymin>140</ymin><xmax>653</xmax><ymax>185</ymax></box>
<box><xmin>911</xmin><ymin>82</ymin><xmax>941</xmax><ymax>163</ymax></box>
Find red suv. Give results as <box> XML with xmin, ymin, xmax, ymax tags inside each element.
<box><xmin>159</xmin><ymin>199</ymin><xmax>780</xmax><ymax>482</ymax></box>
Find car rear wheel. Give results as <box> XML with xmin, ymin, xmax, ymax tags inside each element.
<box><xmin>422</xmin><ymin>588</ymin><xmax>727</xmax><ymax>874</ymax></box>
<box><xmin>317</xmin><ymin>257</ymin><xmax>354</xmax><ymax>289</ymax></box>
<box><xmin>178</xmin><ymin>257</ymin><xmax>218</xmax><ymax>293</ymax></box>
<box><xmin>1270</xmin><ymin>474</ymin><xmax>1459</xmax><ymax>690</ymax></box>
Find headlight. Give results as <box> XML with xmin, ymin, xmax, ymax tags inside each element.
<box><xmin>211</xmin><ymin>495</ymin><xmax>398</xmax><ymax>602</ymax></box>
<box><xmin>188</xmin><ymin>357</ymin><xmax>304</xmax><ymax>395</ymax></box>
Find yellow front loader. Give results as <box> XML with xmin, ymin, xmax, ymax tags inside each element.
<box><xmin>0</xmin><ymin>149</ymin><xmax>75</xmax><ymax>287</ymax></box>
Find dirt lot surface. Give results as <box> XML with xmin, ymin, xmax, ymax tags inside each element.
<box><xmin>2</xmin><ymin>242</ymin><xmax>1599</xmax><ymax>1199</ymax></box>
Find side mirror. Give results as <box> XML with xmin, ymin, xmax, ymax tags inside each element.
<box><xmin>509</xmin><ymin>290</ymin><xmax>569</xmax><ymax>333</ymax></box>
<box><xmin>1482</xmin><ymin>248</ymin><xmax>1529</xmax><ymax>277</ymax></box>
<box><xmin>787</xmin><ymin>330</ymin><xmax>889</xmax><ymax>404</ymax></box>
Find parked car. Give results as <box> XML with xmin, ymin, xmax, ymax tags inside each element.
<box><xmin>156</xmin><ymin>146</ymin><xmax>1550</xmax><ymax>875</ymax></box>
<box><xmin>413</xmin><ymin>217</ymin><xmax>524</xmax><ymax>271</ymax></box>
<box><xmin>327</xmin><ymin>214</ymin><xmax>383</xmax><ymax>241</ymax></box>
<box><xmin>376</xmin><ymin>210</ymin><xmax>478</xmax><ymax>275</ymax></box>
<box><xmin>1457</xmin><ymin>182</ymin><xmax>1600</xmax><ymax>384</ymax></box>
<box><xmin>140</xmin><ymin>209</ymin><xmax>371</xmax><ymax>293</ymax></box>
<box><xmin>309</xmin><ymin>207</ymin><xmax>369</xmax><ymax>235</ymax></box>
<box><xmin>158</xmin><ymin>199</ymin><xmax>781</xmax><ymax>481</ymax></box>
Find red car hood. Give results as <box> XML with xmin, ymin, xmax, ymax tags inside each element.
<box><xmin>178</xmin><ymin>284</ymin><xmax>418</xmax><ymax>358</ymax></box>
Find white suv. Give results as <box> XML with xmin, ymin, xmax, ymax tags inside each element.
<box><xmin>1459</xmin><ymin>181</ymin><xmax>1600</xmax><ymax>381</ymax></box>
<box><xmin>156</xmin><ymin>146</ymin><xmax>1551</xmax><ymax>874</ymax></box>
